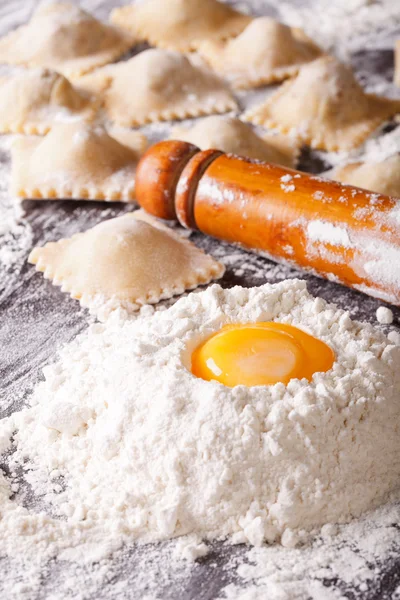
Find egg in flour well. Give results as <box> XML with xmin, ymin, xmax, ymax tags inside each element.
<box><xmin>4</xmin><ymin>279</ymin><xmax>400</xmax><ymax>553</ymax></box>
<box><xmin>192</xmin><ymin>321</ymin><xmax>335</xmax><ymax>387</ymax></box>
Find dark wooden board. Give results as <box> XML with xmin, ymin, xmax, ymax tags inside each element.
<box><xmin>1</xmin><ymin>1</ymin><xmax>400</xmax><ymax>598</ymax></box>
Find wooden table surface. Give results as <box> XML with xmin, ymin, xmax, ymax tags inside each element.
<box><xmin>1</xmin><ymin>1</ymin><xmax>400</xmax><ymax>598</ymax></box>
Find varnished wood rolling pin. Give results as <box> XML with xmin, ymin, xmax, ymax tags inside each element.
<box><xmin>135</xmin><ymin>141</ymin><xmax>400</xmax><ymax>306</ymax></box>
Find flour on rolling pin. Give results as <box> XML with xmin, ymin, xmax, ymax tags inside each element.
<box><xmin>135</xmin><ymin>141</ymin><xmax>400</xmax><ymax>306</ymax></box>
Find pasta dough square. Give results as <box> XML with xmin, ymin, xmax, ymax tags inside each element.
<box><xmin>77</xmin><ymin>48</ymin><xmax>238</xmax><ymax>127</ymax></box>
<box><xmin>0</xmin><ymin>68</ymin><xmax>98</xmax><ymax>135</ymax></box>
<box><xmin>329</xmin><ymin>155</ymin><xmax>400</xmax><ymax>198</ymax></box>
<box><xmin>198</xmin><ymin>17</ymin><xmax>322</xmax><ymax>89</ymax></box>
<box><xmin>170</xmin><ymin>115</ymin><xmax>298</xmax><ymax>167</ymax></box>
<box><xmin>28</xmin><ymin>211</ymin><xmax>225</xmax><ymax>318</ymax></box>
<box><xmin>11</xmin><ymin>122</ymin><xmax>147</xmax><ymax>202</ymax></box>
<box><xmin>0</xmin><ymin>3</ymin><xmax>135</xmax><ymax>77</ymax></box>
<box><xmin>243</xmin><ymin>56</ymin><xmax>400</xmax><ymax>151</ymax></box>
<box><xmin>110</xmin><ymin>0</ymin><xmax>252</xmax><ymax>52</ymax></box>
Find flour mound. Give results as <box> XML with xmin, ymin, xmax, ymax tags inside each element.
<box><xmin>1</xmin><ymin>279</ymin><xmax>400</xmax><ymax>556</ymax></box>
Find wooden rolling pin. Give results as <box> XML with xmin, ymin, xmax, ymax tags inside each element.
<box><xmin>135</xmin><ymin>141</ymin><xmax>400</xmax><ymax>306</ymax></box>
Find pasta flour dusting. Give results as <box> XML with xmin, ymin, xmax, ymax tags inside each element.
<box><xmin>1</xmin><ymin>279</ymin><xmax>400</xmax><ymax>572</ymax></box>
<box><xmin>0</xmin><ymin>137</ymin><xmax>33</xmax><ymax>278</ymax></box>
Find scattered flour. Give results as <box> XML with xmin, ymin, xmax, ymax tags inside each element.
<box><xmin>0</xmin><ymin>201</ymin><xmax>33</xmax><ymax>272</ymax></box>
<box><xmin>322</xmin><ymin>127</ymin><xmax>400</xmax><ymax>170</ymax></box>
<box><xmin>353</xmin><ymin>127</ymin><xmax>400</xmax><ymax>164</ymax></box>
<box><xmin>276</xmin><ymin>0</ymin><xmax>400</xmax><ymax>60</ymax></box>
<box><xmin>280</xmin><ymin>174</ymin><xmax>295</xmax><ymax>192</ymax></box>
<box><xmin>1</xmin><ymin>1</ymin><xmax>400</xmax><ymax>598</ymax></box>
<box><xmin>388</xmin><ymin>330</ymin><xmax>400</xmax><ymax>345</ymax></box>
<box><xmin>376</xmin><ymin>305</ymin><xmax>394</xmax><ymax>324</ymax></box>
<box><xmin>306</xmin><ymin>220</ymin><xmax>352</xmax><ymax>248</ymax></box>
<box><xmin>0</xmin><ymin>137</ymin><xmax>33</xmax><ymax>279</ymax></box>
<box><xmin>362</xmin><ymin>237</ymin><xmax>400</xmax><ymax>290</ymax></box>
<box><xmin>218</xmin><ymin>501</ymin><xmax>400</xmax><ymax>600</ymax></box>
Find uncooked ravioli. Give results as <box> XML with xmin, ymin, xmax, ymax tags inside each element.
<box><xmin>0</xmin><ymin>68</ymin><xmax>97</xmax><ymax>135</ymax></box>
<box><xmin>110</xmin><ymin>0</ymin><xmax>252</xmax><ymax>52</ymax></box>
<box><xmin>170</xmin><ymin>115</ymin><xmax>298</xmax><ymax>167</ymax></box>
<box><xmin>329</xmin><ymin>154</ymin><xmax>400</xmax><ymax>198</ymax></box>
<box><xmin>28</xmin><ymin>212</ymin><xmax>225</xmax><ymax>317</ymax></box>
<box><xmin>77</xmin><ymin>48</ymin><xmax>238</xmax><ymax>126</ymax></box>
<box><xmin>11</xmin><ymin>122</ymin><xmax>147</xmax><ymax>202</ymax></box>
<box><xmin>198</xmin><ymin>17</ymin><xmax>322</xmax><ymax>89</ymax></box>
<box><xmin>0</xmin><ymin>2</ymin><xmax>135</xmax><ymax>77</ymax></box>
<box><xmin>243</xmin><ymin>56</ymin><xmax>400</xmax><ymax>151</ymax></box>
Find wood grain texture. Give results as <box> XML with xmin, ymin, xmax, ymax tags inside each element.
<box><xmin>0</xmin><ymin>1</ymin><xmax>400</xmax><ymax>599</ymax></box>
<box><xmin>135</xmin><ymin>140</ymin><xmax>200</xmax><ymax>219</ymax></box>
<box><xmin>138</xmin><ymin>142</ymin><xmax>400</xmax><ymax>304</ymax></box>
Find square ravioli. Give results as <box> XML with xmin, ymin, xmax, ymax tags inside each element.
<box><xmin>243</xmin><ymin>56</ymin><xmax>400</xmax><ymax>151</ymax></box>
<box><xmin>11</xmin><ymin>123</ymin><xmax>147</xmax><ymax>202</ymax></box>
<box><xmin>110</xmin><ymin>0</ymin><xmax>252</xmax><ymax>52</ymax></box>
<box><xmin>329</xmin><ymin>155</ymin><xmax>400</xmax><ymax>198</ymax></box>
<box><xmin>0</xmin><ymin>2</ymin><xmax>135</xmax><ymax>77</ymax></box>
<box><xmin>28</xmin><ymin>211</ymin><xmax>225</xmax><ymax>319</ymax></box>
<box><xmin>170</xmin><ymin>115</ymin><xmax>298</xmax><ymax>167</ymax></box>
<box><xmin>77</xmin><ymin>48</ymin><xmax>238</xmax><ymax>127</ymax></box>
<box><xmin>0</xmin><ymin>68</ymin><xmax>97</xmax><ymax>135</ymax></box>
<box><xmin>198</xmin><ymin>17</ymin><xmax>322</xmax><ymax>89</ymax></box>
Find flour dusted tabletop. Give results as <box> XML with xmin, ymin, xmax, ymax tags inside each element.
<box><xmin>1</xmin><ymin>1</ymin><xmax>400</xmax><ymax>599</ymax></box>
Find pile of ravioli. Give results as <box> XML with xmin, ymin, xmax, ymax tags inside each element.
<box><xmin>2</xmin><ymin>0</ymin><xmax>400</xmax><ymax>317</ymax></box>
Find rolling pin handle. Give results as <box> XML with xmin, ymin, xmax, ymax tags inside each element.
<box><xmin>175</xmin><ymin>148</ymin><xmax>224</xmax><ymax>229</ymax></box>
<box><xmin>135</xmin><ymin>140</ymin><xmax>201</xmax><ymax>221</ymax></box>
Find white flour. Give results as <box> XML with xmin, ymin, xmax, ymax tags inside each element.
<box><xmin>276</xmin><ymin>0</ymin><xmax>400</xmax><ymax>60</ymax></box>
<box><xmin>218</xmin><ymin>501</ymin><xmax>400</xmax><ymax>600</ymax></box>
<box><xmin>1</xmin><ymin>279</ymin><xmax>400</xmax><ymax>600</ymax></box>
<box><xmin>376</xmin><ymin>305</ymin><xmax>394</xmax><ymax>325</ymax></box>
<box><xmin>352</xmin><ymin>127</ymin><xmax>400</xmax><ymax>164</ymax></box>
<box><xmin>306</xmin><ymin>220</ymin><xmax>352</xmax><ymax>248</ymax></box>
<box><xmin>321</xmin><ymin>127</ymin><xmax>400</xmax><ymax>170</ymax></box>
<box><xmin>0</xmin><ymin>137</ymin><xmax>33</xmax><ymax>280</ymax></box>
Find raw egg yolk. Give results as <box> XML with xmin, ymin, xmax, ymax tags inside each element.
<box><xmin>191</xmin><ymin>322</ymin><xmax>334</xmax><ymax>387</ymax></box>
